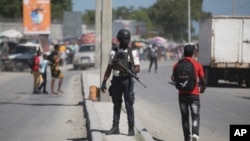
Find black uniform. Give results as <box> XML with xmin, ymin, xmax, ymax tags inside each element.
<box><xmin>109</xmin><ymin>49</ymin><xmax>135</xmax><ymax>124</ymax></box>
<box><xmin>101</xmin><ymin>29</ymin><xmax>139</xmax><ymax>136</ymax></box>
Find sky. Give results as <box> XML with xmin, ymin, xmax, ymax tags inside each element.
<box><xmin>72</xmin><ymin>0</ymin><xmax>250</xmax><ymax>16</ymax></box>
<box><xmin>72</xmin><ymin>0</ymin><xmax>250</xmax><ymax>35</ymax></box>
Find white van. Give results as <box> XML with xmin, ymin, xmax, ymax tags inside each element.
<box><xmin>73</xmin><ymin>44</ymin><xmax>95</xmax><ymax>69</ymax></box>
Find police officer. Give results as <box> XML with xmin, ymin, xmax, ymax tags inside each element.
<box><xmin>101</xmin><ymin>29</ymin><xmax>140</xmax><ymax>136</ymax></box>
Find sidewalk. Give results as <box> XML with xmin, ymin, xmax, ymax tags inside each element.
<box><xmin>81</xmin><ymin>61</ymin><xmax>154</xmax><ymax>141</ymax></box>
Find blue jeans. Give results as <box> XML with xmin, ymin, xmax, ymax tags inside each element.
<box><xmin>179</xmin><ymin>94</ymin><xmax>200</xmax><ymax>141</ymax></box>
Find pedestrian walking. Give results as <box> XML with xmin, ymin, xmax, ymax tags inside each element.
<box><xmin>38</xmin><ymin>54</ymin><xmax>50</xmax><ymax>94</ymax></box>
<box><xmin>32</xmin><ymin>50</ymin><xmax>43</xmax><ymax>94</ymax></box>
<box><xmin>148</xmin><ymin>43</ymin><xmax>158</xmax><ymax>73</ymax></box>
<box><xmin>171</xmin><ymin>44</ymin><xmax>206</xmax><ymax>141</ymax></box>
<box><xmin>100</xmin><ymin>29</ymin><xmax>140</xmax><ymax>136</ymax></box>
<box><xmin>49</xmin><ymin>44</ymin><xmax>64</xmax><ymax>94</ymax></box>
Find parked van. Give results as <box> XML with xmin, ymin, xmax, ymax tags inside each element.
<box><xmin>73</xmin><ymin>44</ymin><xmax>95</xmax><ymax>69</ymax></box>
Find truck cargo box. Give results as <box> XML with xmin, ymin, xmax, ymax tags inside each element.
<box><xmin>198</xmin><ymin>16</ymin><xmax>250</xmax><ymax>68</ymax></box>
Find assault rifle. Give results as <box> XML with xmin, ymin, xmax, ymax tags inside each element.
<box><xmin>113</xmin><ymin>59</ymin><xmax>147</xmax><ymax>88</ymax></box>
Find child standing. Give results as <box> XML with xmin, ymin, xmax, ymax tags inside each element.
<box><xmin>38</xmin><ymin>54</ymin><xmax>50</xmax><ymax>94</ymax></box>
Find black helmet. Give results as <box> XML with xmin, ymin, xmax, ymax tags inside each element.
<box><xmin>116</xmin><ymin>29</ymin><xmax>131</xmax><ymax>40</ymax></box>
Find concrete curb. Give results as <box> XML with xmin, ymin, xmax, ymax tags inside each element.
<box><xmin>134</xmin><ymin>115</ymin><xmax>155</xmax><ymax>141</ymax></box>
<box><xmin>81</xmin><ymin>71</ymin><xmax>154</xmax><ymax>141</ymax></box>
<box><xmin>81</xmin><ymin>72</ymin><xmax>103</xmax><ymax>141</ymax></box>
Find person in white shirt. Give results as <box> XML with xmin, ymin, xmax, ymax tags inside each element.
<box><xmin>148</xmin><ymin>43</ymin><xmax>158</xmax><ymax>73</ymax></box>
<box><xmin>38</xmin><ymin>54</ymin><xmax>50</xmax><ymax>94</ymax></box>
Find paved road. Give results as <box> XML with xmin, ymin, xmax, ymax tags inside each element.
<box><xmin>0</xmin><ymin>66</ymin><xmax>88</xmax><ymax>141</ymax></box>
<box><xmin>134</xmin><ymin>60</ymin><xmax>250</xmax><ymax>141</ymax></box>
<box><xmin>1</xmin><ymin>61</ymin><xmax>250</xmax><ymax>141</ymax></box>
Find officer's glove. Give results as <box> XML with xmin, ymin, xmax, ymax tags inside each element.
<box><xmin>101</xmin><ymin>80</ymin><xmax>107</xmax><ymax>93</ymax></box>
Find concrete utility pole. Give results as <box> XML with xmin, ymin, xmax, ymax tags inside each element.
<box><xmin>188</xmin><ymin>0</ymin><xmax>191</xmax><ymax>43</ymax></box>
<box><xmin>100</xmin><ymin>0</ymin><xmax>112</xmax><ymax>101</ymax></box>
<box><xmin>95</xmin><ymin>0</ymin><xmax>101</xmax><ymax>69</ymax></box>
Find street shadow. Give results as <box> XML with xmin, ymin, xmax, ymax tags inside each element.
<box><xmin>68</xmin><ymin>67</ymin><xmax>94</xmax><ymax>71</ymax></box>
<box><xmin>90</xmin><ymin>129</ymin><xmax>107</xmax><ymax>134</ymax></box>
<box><xmin>15</xmin><ymin>92</ymin><xmax>58</xmax><ymax>95</ymax></box>
<box><xmin>153</xmin><ymin>136</ymin><xmax>166</xmax><ymax>141</ymax></box>
<box><xmin>67</xmin><ymin>137</ymin><xmax>88</xmax><ymax>141</ymax></box>
<box><xmin>15</xmin><ymin>92</ymin><xmax>55</xmax><ymax>95</ymax></box>
<box><xmin>77</xmin><ymin>101</ymin><xmax>84</xmax><ymax>105</ymax></box>
<box><xmin>0</xmin><ymin>101</ymin><xmax>82</xmax><ymax>107</ymax></box>
<box><xmin>168</xmin><ymin>81</ymin><xmax>175</xmax><ymax>86</ymax></box>
<box><xmin>90</xmin><ymin>129</ymin><xmax>128</xmax><ymax>136</ymax></box>
<box><xmin>168</xmin><ymin>81</ymin><xmax>249</xmax><ymax>89</ymax></box>
<box><xmin>67</xmin><ymin>68</ymin><xmax>83</xmax><ymax>71</ymax></box>
<box><xmin>211</xmin><ymin>82</ymin><xmax>247</xmax><ymax>88</ymax></box>
<box><xmin>16</xmin><ymin>92</ymin><xmax>31</xmax><ymax>95</ymax></box>
<box><xmin>238</xmin><ymin>96</ymin><xmax>250</xmax><ymax>100</ymax></box>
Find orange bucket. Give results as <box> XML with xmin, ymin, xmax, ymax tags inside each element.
<box><xmin>89</xmin><ymin>85</ymin><xmax>100</xmax><ymax>101</ymax></box>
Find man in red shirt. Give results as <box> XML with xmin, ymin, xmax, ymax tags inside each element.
<box><xmin>171</xmin><ymin>45</ymin><xmax>206</xmax><ymax>141</ymax></box>
<box><xmin>32</xmin><ymin>50</ymin><xmax>42</xmax><ymax>94</ymax></box>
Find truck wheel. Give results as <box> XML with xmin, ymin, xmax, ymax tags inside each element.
<box><xmin>205</xmin><ymin>68</ymin><xmax>218</xmax><ymax>87</ymax></box>
<box><xmin>246</xmin><ymin>72</ymin><xmax>250</xmax><ymax>88</ymax></box>
<box><xmin>205</xmin><ymin>68</ymin><xmax>211</xmax><ymax>86</ymax></box>
<box><xmin>73</xmin><ymin>65</ymin><xmax>78</xmax><ymax>70</ymax></box>
<box><xmin>211</xmin><ymin>69</ymin><xmax>219</xmax><ymax>86</ymax></box>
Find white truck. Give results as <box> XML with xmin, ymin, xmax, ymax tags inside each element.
<box><xmin>198</xmin><ymin>16</ymin><xmax>250</xmax><ymax>87</ymax></box>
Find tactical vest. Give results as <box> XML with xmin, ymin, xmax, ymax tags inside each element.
<box><xmin>112</xmin><ymin>51</ymin><xmax>132</xmax><ymax>76</ymax></box>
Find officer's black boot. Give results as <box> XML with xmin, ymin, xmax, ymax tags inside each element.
<box><xmin>128</xmin><ymin>124</ymin><xmax>135</xmax><ymax>136</ymax></box>
<box><xmin>106</xmin><ymin>122</ymin><xmax>120</xmax><ymax>135</ymax></box>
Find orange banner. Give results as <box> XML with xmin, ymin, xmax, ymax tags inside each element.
<box><xmin>23</xmin><ymin>0</ymin><xmax>51</xmax><ymax>34</ymax></box>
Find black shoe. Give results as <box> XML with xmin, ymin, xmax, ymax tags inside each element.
<box><xmin>106</xmin><ymin>127</ymin><xmax>120</xmax><ymax>135</ymax></box>
<box><xmin>43</xmin><ymin>91</ymin><xmax>49</xmax><ymax>94</ymax></box>
<box><xmin>128</xmin><ymin>126</ymin><xmax>135</xmax><ymax>136</ymax></box>
<box><xmin>33</xmin><ymin>89</ymin><xmax>41</xmax><ymax>94</ymax></box>
<box><xmin>106</xmin><ymin>123</ymin><xmax>120</xmax><ymax>135</ymax></box>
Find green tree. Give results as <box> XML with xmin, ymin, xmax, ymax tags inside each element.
<box><xmin>0</xmin><ymin>0</ymin><xmax>23</xmax><ymax>18</ymax></box>
<box><xmin>112</xmin><ymin>7</ymin><xmax>154</xmax><ymax>37</ymax></box>
<box><xmin>51</xmin><ymin>0</ymin><xmax>72</xmax><ymax>21</ymax></box>
<box><xmin>113</xmin><ymin>6</ymin><xmax>135</xmax><ymax>20</ymax></box>
<box><xmin>130</xmin><ymin>8</ymin><xmax>154</xmax><ymax>37</ymax></box>
<box><xmin>147</xmin><ymin>0</ymin><xmax>211</xmax><ymax>41</ymax></box>
<box><xmin>82</xmin><ymin>10</ymin><xmax>95</xmax><ymax>25</ymax></box>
